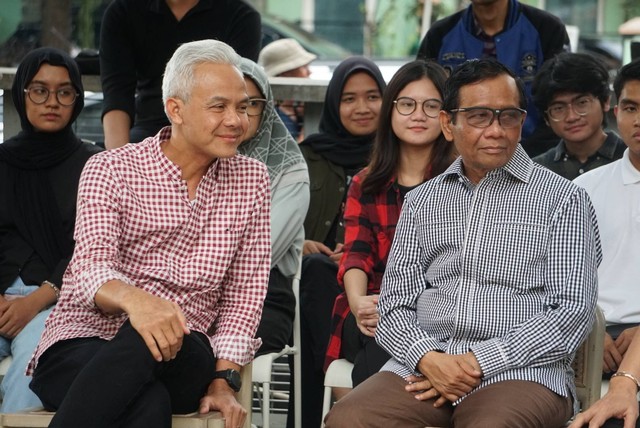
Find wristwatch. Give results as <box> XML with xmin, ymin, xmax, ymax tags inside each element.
<box><xmin>213</xmin><ymin>369</ymin><xmax>242</xmax><ymax>392</ymax></box>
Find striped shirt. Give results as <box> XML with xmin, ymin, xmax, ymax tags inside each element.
<box><xmin>30</xmin><ymin>128</ymin><xmax>271</xmax><ymax>370</ymax></box>
<box><xmin>378</xmin><ymin>145</ymin><xmax>600</xmax><ymax>410</ymax></box>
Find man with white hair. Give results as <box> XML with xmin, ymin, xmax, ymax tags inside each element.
<box><xmin>28</xmin><ymin>40</ymin><xmax>271</xmax><ymax>428</ymax></box>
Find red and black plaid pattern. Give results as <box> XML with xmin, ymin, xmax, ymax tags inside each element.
<box><xmin>324</xmin><ymin>170</ymin><xmax>404</xmax><ymax>370</ymax></box>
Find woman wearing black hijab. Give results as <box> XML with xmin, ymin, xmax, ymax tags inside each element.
<box><xmin>0</xmin><ymin>47</ymin><xmax>102</xmax><ymax>411</ymax></box>
<box><xmin>296</xmin><ymin>56</ymin><xmax>386</xmax><ymax>428</ymax></box>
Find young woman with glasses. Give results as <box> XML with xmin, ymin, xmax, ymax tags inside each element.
<box><xmin>325</xmin><ymin>59</ymin><xmax>456</xmax><ymax>393</ymax></box>
<box><xmin>0</xmin><ymin>47</ymin><xmax>102</xmax><ymax>411</ymax></box>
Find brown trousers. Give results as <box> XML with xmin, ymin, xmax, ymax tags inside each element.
<box><xmin>324</xmin><ymin>371</ymin><xmax>572</xmax><ymax>428</ymax></box>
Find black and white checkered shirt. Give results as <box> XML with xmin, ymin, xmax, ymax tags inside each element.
<box><xmin>378</xmin><ymin>145</ymin><xmax>601</xmax><ymax>409</ymax></box>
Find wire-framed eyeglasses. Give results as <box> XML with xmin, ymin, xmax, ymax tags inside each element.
<box><xmin>24</xmin><ymin>86</ymin><xmax>78</xmax><ymax>106</ymax></box>
<box><xmin>545</xmin><ymin>95</ymin><xmax>595</xmax><ymax>122</ymax></box>
<box><xmin>393</xmin><ymin>97</ymin><xmax>442</xmax><ymax>118</ymax></box>
<box><xmin>247</xmin><ymin>98</ymin><xmax>268</xmax><ymax>117</ymax></box>
<box><xmin>449</xmin><ymin>107</ymin><xmax>526</xmax><ymax>129</ymax></box>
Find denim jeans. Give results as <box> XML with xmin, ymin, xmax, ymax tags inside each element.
<box><xmin>0</xmin><ymin>276</ymin><xmax>53</xmax><ymax>412</ymax></box>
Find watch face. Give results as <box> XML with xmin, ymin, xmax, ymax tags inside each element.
<box><xmin>228</xmin><ymin>369</ymin><xmax>242</xmax><ymax>391</ymax></box>
<box><xmin>216</xmin><ymin>369</ymin><xmax>242</xmax><ymax>392</ymax></box>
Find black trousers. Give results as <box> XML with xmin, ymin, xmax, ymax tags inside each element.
<box><xmin>255</xmin><ymin>267</ymin><xmax>295</xmax><ymax>356</ymax></box>
<box><xmin>30</xmin><ymin>321</ymin><xmax>216</xmax><ymax>428</ymax></box>
<box><xmin>342</xmin><ymin>312</ymin><xmax>391</xmax><ymax>387</ymax></box>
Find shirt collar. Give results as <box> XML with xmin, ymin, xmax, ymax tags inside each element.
<box><xmin>597</xmin><ymin>131</ymin><xmax>625</xmax><ymax>159</ymax></box>
<box><xmin>443</xmin><ymin>144</ymin><xmax>533</xmax><ymax>184</ymax></box>
<box><xmin>150</xmin><ymin>126</ymin><xmax>220</xmax><ymax>182</ymax></box>
<box><xmin>554</xmin><ymin>131</ymin><xmax>624</xmax><ymax>161</ymax></box>
<box><xmin>621</xmin><ymin>149</ymin><xmax>640</xmax><ymax>185</ymax></box>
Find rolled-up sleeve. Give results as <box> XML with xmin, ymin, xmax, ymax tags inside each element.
<box><xmin>210</xmin><ymin>168</ymin><xmax>272</xmax><ymax>365</ymax></box>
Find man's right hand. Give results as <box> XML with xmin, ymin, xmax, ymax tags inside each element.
<box><xmin>417</xmin><ymin>351</ymin><xmax>482</xmax><ymax>404</ymax></box>
<box><xmin>121</xmin><ymin>288</ymin><xmax>190</xmax><ymax>362</ymax></box>
<box><xmin>95</xmin><ymin>280</ymin><xmax>190</xmax><ymax>362</ymax></box>
<box><xmin>603</xmin><ymin>332</ymin><xmax>623</xmax><ymax>373</ymax></box>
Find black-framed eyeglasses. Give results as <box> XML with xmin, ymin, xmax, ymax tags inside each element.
<box><xmin>24</xmin><ymin>86</ymin><xmax>78</xmax><ymax>106</ymax></box>
<box><xmin>449</xmin><ymin>107</ymin><xmax>526</xmax><ymax>129</ymax></box>
<box><xmin>545</xmin><ymin>95</ymin><xmax>595</xmax><ymax>122</ymax></box>
<box><xmin>247</xmin><ymin>98</ymin><xmax>267</xmax><ymax>117</ymax></box>
<box><xmin>393</xmin><ymin>97</ymin><xmax>442</xmax><ymax>118</ymax></box>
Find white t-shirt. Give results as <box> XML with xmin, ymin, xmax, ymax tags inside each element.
<box><xmin>574</xmin><ymin>149</ymin><xmax>640</xmax><ymax>324</ymax></box>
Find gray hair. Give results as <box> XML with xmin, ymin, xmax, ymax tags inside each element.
<box><xmin>162</xmin><ymin>39</ymin><xmax>242</xmax><ymax>106</ymax></box>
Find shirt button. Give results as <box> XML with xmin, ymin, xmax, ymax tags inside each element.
<box><xmin>339</xmin><ymin>187</ymin><xmax>345</xmax><ymax>192</ymax></box>
<box><xmin>325</xmin><ymin>221</ymin><xmax>332</xmax><ymax>226</ymax></box>
<box><xmin>578</xmin><ymin>168</ymin><xmax>584</xmax><ymax>174</ymax></box>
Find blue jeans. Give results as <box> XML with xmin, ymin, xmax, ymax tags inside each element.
<box><xmin>0</xmin><ymin>277</ymin><xmax>53</xmax><ymax>412</ymax></box>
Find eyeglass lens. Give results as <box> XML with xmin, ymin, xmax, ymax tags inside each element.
<box><xmin>546</xmin><ymin>96</ymin><xmax>593</xmax><ymax>121</ymax></box>
<box><xmin>394</xmin><ymin>97</ymin><xmax>442</xmax><ymax>118</ymax></box>
<box><xmin>456</xmin><ymin>107</ymin><xmax>524</xmax><ymax>128</ymax></box>
<box><xmin>25</xmin><ymin>86</ymin><xmax>77</xmax><ymax>106</ymax></box>
<box><xmin>247</xmin><ymin>99</ymin><xmax>267</xmax><ymax>116</ymax></box>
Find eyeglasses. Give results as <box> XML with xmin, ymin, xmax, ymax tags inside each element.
<box><xmin>393</xmin><ymin>97</ymin><xmax>442</xmax><ymax>118</ymax></box>
<box><xmin>449</xmin><ymin>107</ymin><xmax>526</xmax><ymax>129</ymax></box>
<box><xmin>24</xmin><ymin>86</ymin><xmax>78</xmax><ymax>106</ymax></box>
<box><xmin>247</xmin><ymin>98</ymin><xmax>267</xmax><ymax>117</ymax></box>
<box><xmin>545</xmin><ymin>95</ymin><xmax>595</xmax><ymax>122</ymax></box>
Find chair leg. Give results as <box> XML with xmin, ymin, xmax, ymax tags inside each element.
<box><xmin>261</xmin><ymin>381</ymin><xmax>270</xmax><ymax>428</ymax></box>
<box><xmin>321</xmin><ymin>385</ymin><xmax>333</xmax><ymax>428</ymax></box>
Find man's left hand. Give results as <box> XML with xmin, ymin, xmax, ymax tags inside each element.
<box><xmin>199</xmin><ymin>381</ymin><xmax>246</xmax><ymax>428</ymax></box>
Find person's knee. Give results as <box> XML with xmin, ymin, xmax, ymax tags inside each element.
<box><xmin>324</xmin><ymin>396</ymin><xmax>368</xmax><ymax>428</ymax></box>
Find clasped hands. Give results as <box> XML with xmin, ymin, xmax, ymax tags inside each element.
<box><xmin>405</xmin><ymin>351</ymin><xmax>483</xmax><ymax>407</ymax></box>
<box><xmin>303</xmin><ymin>240</ymin><xmax>343</xmax><ymax>264</ymax></box>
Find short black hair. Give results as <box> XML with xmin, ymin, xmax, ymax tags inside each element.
<box><xmin>532</xmin><ymin>52</ymin><xmax>610</xmax><ymax>114</ymax></box>
<box><xmin>442</xmin><ymin>59</ymin><xmax>526</xmax><ymax>112</ymax></box>
<box><xmin>613</xmin><ymin>58</ymin><xmax>640</xmax><ymax>101</ymax></box>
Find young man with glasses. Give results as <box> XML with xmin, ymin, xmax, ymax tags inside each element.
<box><xmin>324</xmin><ymin>59</ymin><xmax>600</xmax><ymax>428</ymax></box>
<box><xmin>532</xmin><ymin>52</ymin><xmax>626</xmax><ymax>180</ymax></box>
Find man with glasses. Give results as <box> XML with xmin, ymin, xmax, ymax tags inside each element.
<box><xmin>573</xmin><ymin>58</ymin><xmax>640</xmax><ymax>388</ymax></box>
<box><xmin>325</xmin><ymin>59</ymin><xmax>600</xmax><ymax>428</ymax></box>
<box><xmin>532</xmin><ymin>52</ymin><xmax>626</xmax><ymax>180</ymax></box>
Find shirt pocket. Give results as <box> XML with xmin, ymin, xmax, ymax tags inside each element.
<box><xmin>483</xmin><ymin>221</ymin><xmax>549</xmax><ymax>288</ymax></box>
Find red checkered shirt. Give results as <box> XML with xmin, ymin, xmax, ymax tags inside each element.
<box><xmin>30</xmin><ymin>128</ymin><xmax>271</xmax><ymax>371</ymax></box>
<box><xmin>324</xmin><ymin>170</ymin><xmax>404</xmax><ymax>370</ymax></box>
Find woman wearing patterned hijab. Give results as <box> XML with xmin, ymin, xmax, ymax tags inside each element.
<box><xmin>297</xmin><ymin>56</ymin><xmax>386</xmax><ymax>428</ymax></box>
<box><xmin>0</xmin><ymin>47</ymin><xmax>102</xmax><ymax>411</ymax></box>
<box><xmin>237</xmin><ymin>58</ymin><xmax>309</xmax><ymax>356</ymax></box>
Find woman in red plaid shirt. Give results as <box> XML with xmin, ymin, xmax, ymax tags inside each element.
<box><xmin>325</xmin><ymin>60</ymin><xmax>456</xmax><ymax>389</ymax></box>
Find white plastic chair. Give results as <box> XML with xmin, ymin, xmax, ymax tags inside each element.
<box><xmin>252</xmin><ymin>258</ymin><xmax>301</xmax><ymax>428</ymax></box>
<box><xmin>573</xmin><ymin>306</ymin><xmax>605</xmax><ymax>411</ymax></box>
<box><xmin>320</xmin><ymin>358</ymin><xmax>353</xmax><ymax>427</ymax></box>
